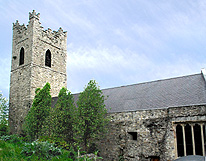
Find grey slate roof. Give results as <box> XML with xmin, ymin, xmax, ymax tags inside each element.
<box><xmin>52</xmin><ymin>73</ymin><xmax>206</xmax><ymax>113</ymax></box>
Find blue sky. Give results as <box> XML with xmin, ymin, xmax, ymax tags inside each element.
<box><xmin>1</xmin><ymin>0</ymin><xmax>206</xmax><ymax>99</ymax></box>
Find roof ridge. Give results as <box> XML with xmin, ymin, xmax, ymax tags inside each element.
<box><xmin>101</xmin><ymin>73</ymin><xmax>201</xmax><ymax>91</ymax></box>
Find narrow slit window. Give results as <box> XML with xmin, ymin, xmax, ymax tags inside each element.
<box><xmin>45</xmin><ymin>49</ymin><xmax>51</xmax><ymax>67</ymax></box>
<box><xmin>19</xmin><ymin>47</ymin><xmax>24</xmax><ymax>65</ymax></box>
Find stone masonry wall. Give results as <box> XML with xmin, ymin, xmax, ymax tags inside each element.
<box><xmin>9</xmin><ymin>19</ymin><xmax>33</xmax><ymax>133</ymax></box>
<box><xmin>9</xmin><ymin>66</ymin><xmax>32</xmax><ymax>133</ymax></box>
<box><xmin>30</xmin><ymin>65</ymin><xmax>67</xmax><ymax>98</ymax></box>
<box><xmin>97</xmin><ymin>105</ymin><xmax>206</xmax><ymax>161</ymax></box>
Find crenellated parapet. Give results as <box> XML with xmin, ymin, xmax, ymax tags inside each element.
<box><xmin>12</xmin><ymin>10</ymin><xmax>67</xmax><ymax>49</ymax></box>
<box><xmin>29</xmin><ymin>10</ymin><xmax>40</xmax><ymax>21</ymax></box>
<box><xmin>13</xmin><ymin>20</ymin><xmax>27</xmax><ymax>34</ymax></box>
<box><xmin>41</xmin><ymin>27</ymin><xmax>67</xmax><ymax>48</ymax></box>
<box><xmin>42</xmin><ymin>27</ymin><xmax>67</xmax><ymax>40</ymax></box>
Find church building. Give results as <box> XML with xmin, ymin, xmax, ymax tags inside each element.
<box><xmin>9</xmin><ymin>11</ymin><xmax>206</xmax><ymax>161</ymax></box>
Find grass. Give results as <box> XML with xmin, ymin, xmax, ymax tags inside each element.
<box><xmin>0</xmin><ymin>140</ymin><xmax>25</xmax><ymax>161</ymax></box>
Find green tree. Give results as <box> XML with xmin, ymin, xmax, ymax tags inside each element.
<box><xmin>24</xmin><ymin>83</ymin><xmax>51</xmax><ymax>140</ymax></box>
<box><xmin>77</xmin><ymin>80</ymin><xmax>109</xmax><ymax>152</ymax></box>
<box><xmin>50</xmin><ymin>87</ymin><xmax>77</xmax><ymax>144</ymax></box>
<box><xmin>0</xmin><ymin>91</ymin><xmax>9</xmax><ymax>136</ymax></box>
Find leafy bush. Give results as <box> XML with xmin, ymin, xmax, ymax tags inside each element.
<box><xmin>49</xmin><ymin>87</ymin><xmax>77</xmax><ymax>144</ymax></box>
<box><xmin>0</xmin><ymin>140</ymin><xmax>23</xmax><ymax>160</ymax></box>
<box><xmin>0</xmin><ymin>92</ymin><xmax>9</xmax><ymax>136</ymax></box>
<box><xmin>0</xmin><ymin>134</ymin><xmax>22</xmax><ymax>144</ymax></box>
<box><xmin>39</xmin><ymin>135</ymin><xmax>71</xmax><ymax>150</ymax></box>
<box><xmin>23</xmin><ymin>83</ymin><xmax>51</xmax><ymax>140</ymax></box>
<box><xmin>21</xmin><ymin>140</ymin><xmax>62</xmax><ymax>160</ymax></box>
<box><xmin>0</xmin><ymin>138</ymin><xmax>102</xmax><ymax>161</ymax></box>
<box><xmin>0</xmin><ymin>120</ymin><xmax>8</xmax><ymax>136</ymax></box>
<box><xmin>0</xmin><ymin>135</ymin><xmax>11</xmax><ymax>141</ymax></box>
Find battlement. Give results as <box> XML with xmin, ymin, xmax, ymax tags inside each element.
<box><xmin>42</xmin><ymin>27</ymin><xmax>67</xmax><ymax>39</ymax></box>
<box><xmin>13</xmin><ymin>20</ymin><xmax>27</xmax><ymax>33</ymax></box>
<box><xmin>29</xmin><ymin>10</ymin><xmax>40</xmax><ymax>21</ymax></box>
<box><xmin>40</xmin><ymin>26</ymin><xmax>67</xmax><ymax>48</ymax></box>
<box><xmin>12</xmin><ymin>10</ymin><xmax>67</xmax><ymax>45</ymax></box>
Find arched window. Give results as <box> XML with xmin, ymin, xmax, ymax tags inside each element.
<box><xmin>45</xmin><ymin>49</ymin><xmax>51</xmax><ymax>67</ymax></box>
<box><xmin>19</xmin><ymin>47</ymin><xmax>24</xmax><ymax>65</ymax></box>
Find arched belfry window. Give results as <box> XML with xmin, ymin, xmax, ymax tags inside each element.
<box><xmin>45</xmin><ymin>49</ymin><xmax>51</xmax><ymax>67</ymax></box>
<box><xmin>19</xmin><ymin>47</ymin><xmax>24</xmax><ymax>65</ymax></box>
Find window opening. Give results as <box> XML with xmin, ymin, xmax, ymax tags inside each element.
<box><xmin>185</xmin><ymin>124</ymin><xmax>193</xmax><ymax>155</ymax></box>
<box><xmin>45</xmin><ymin>49</ymin><xmax>51</xmax><ymax>67</ymax></box>
<box><xmin>128</xmin><ymin>132</ymin><xmax>137</xmax><ymax>140</ymax></box>
<box><xmin>176</xmin><ymin>125</ymin><xmax>184</xmax><ymax>157</ymax></box>
<box><xmin>204</xmin><ymin>125</ymin><xmax>206</xmax><ymax>155</ymax></box>
<box><xmin>194</xmin><ymin>124</ymin><xmax>202</xmax><ymax>155</ymax></box>
<box><xmin>19</xmin><ymin>47</ymin><xmax>24</xmax><ymax>65</ymax></box>
<box><xmin>175</xmin><ymin>122</ymin><xmax>206</xmax><ymax>157</ymax></box>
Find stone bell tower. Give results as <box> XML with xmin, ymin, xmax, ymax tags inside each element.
<box><xmin>9</xmin><ymin>10</ymin><xmax>67</xmax><ymax>134</ymax></box>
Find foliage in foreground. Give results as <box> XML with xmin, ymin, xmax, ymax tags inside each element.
<box><xmin>1</xmin><ymin>134</ymin><xmax>23</xmax><ymax>144</ymax></box>
<box><xmin>24</xmin><ymin>83</ymin><xmax>52</xmax><ymax>140</ymax></box>
<box><xmin>0</xmin><ymin>135</ymin><xmax>102</xmax><ymax>161</ymax></box>
<box><xmin>0</xmin><ymin>139</ymin><xmax>66</xmax><ymax>161</ymax></box>
<box><xmin>21</xmin><ymin>80</ymin><xmax>109</xmax><ymax>157</ymax></box>
<box><xmin>0</xmin><ymin>91</ymin><xmax>9</xmax><ymax>136</ymax></box>
<box><xmin>21</xmin><ymin>140</ymin><xmax>62</xmax><ymax>160</ymax></box>
<box><xmin>49</xmin><ymin>87</ymin><xmax>77</xmax><ymax>144</ymax></box>
<box><xmin>77</xmin><ymin>80</ymin><xmax>109</xmax><ymax>152</ymax></box>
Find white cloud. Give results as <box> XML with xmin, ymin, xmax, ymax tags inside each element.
<box><xmin>66</xmin><ymin>44</ymin><xmax>204</xmax><ymax>93</ymax></box>
<box><xmin>68</xmin><ymin>45</ymin><xmax>151</xmax><ymax>72</ymax></box>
